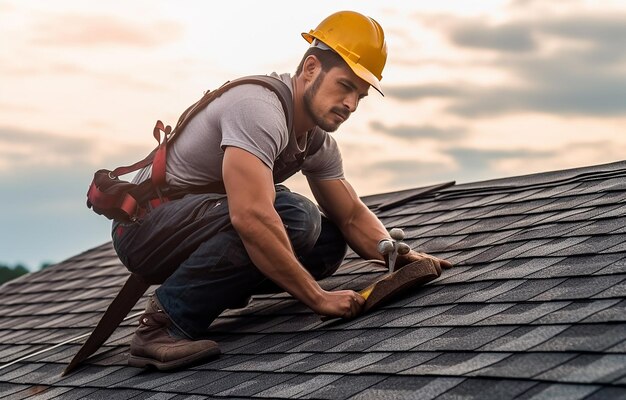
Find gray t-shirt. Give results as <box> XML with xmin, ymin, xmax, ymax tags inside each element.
<box><xmin>133</xmin><ymin>72</ymin><xmax>344</xmax><ymax>188</ymax></box>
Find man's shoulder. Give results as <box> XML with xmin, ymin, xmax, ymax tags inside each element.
<box><xmin>220</xmin><ymin>82</ymin><xmax>282</xmax><ymax>103</ymax></box>
<box><xmin>219</xmin><ymin>73</ymin><xmax>292</xmax><ymax>104</ymax></box>
<box><xmin>214</xmin><ymin>87</ymin><xmax>281</xmax><ymax>123</ymax></box>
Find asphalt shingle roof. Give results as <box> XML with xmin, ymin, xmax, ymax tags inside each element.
<box><xmin>2</xmin><ymin>160</ymin><xmax>626</xmax><ymax>399</ymax></box>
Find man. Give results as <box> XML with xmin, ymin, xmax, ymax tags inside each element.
<box><xmin>112</xmin><ymin>10</ymin><xmax>452</xmax><ymax>371</ymax></box>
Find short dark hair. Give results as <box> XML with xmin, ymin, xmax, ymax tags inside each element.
<box><xmin>295</xmin><ymin>47</ymin><xmax>347</xmax><ymax>76</ymax></box>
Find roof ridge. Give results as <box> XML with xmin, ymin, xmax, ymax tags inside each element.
<box><xmin>361</xmin><ymin>160</ymin><xmax>626</xmax><ymax>209</ymax></box>
<box><xmin>441</xmin><ymin>160</ymin><xmax>626</xmax><ymax>196</ymax></box>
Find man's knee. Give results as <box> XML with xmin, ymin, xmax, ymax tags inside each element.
<box><xmin>275</xmin><ymin>191</ymin><xmax>322</xmax><ymax>253</ymax></box>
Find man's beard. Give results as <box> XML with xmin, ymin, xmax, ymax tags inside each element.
<box><xmin>303</xmin><ymin>72</ymin><xmax>348</xmax><ymax>132</ymax></box>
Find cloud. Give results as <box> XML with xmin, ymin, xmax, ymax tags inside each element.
<box><xmin>0</xmin><ymin>126</ymin><xmax>152</xmax><ymax>268</ymax></box>
<box><xmin>447</xmin><ymin>147</ymin><xmax>554</xmax><ymax>171</ymax></box>
<box><xmin>343</xmin><ymin>140</ymin><xmax>604</xmax><ymax>194</ymax></box>
<box><xmin>446</xmin><ymin>74</ymin><xmax>626</xmax><ymax>117</ymax></box>
<box><xmin>395</xmin><ymin>146</ymin><xmax>552</xmax><ymax>185</ymax></box>
<box><xmin>446</xmin><ymin>12</ymin><xmax>626</xmax><ymax>56</ymax></box>
<box><xmin>1</xmin><ymin>163</ymin><xmax>113</xmax><ymax>269</ymax></box>
<box><xmin>389</xmin><ymin>11</ymin><xmax>626</xmax><ymax>118</ymax></box>
<box><xmin>384</xmin><ymin>84</ymin><xmax>463</xmax><ymax>102</ymax></box>
<box><xmin>0</xmin><ymin>58</ymin><xmax>166</xmax><ymax>91</ymax></box>
<box><xmin>0</xmin><ymin>101</ymin><xmax>38</xmax><ymax>113</ymax></box>
<box><xmin>0</xmin><ymin>126</ymin><xmax>152</xmax><ymax>172</ymax></box>
<box><xmin>539</xmin><ymin>14</ymin><xmax>626</xmax><ymax>65</ymax></box>
<box><xmin>451</xmin><ymin>33</ymin><xmax>626</xmax><ymax>117</ymax></box>
<box><xmin>0</xmin><ymin>127</ymin><xmax>91</xmax><ymax>168</ymax></box>
<box><xmin>370</xmin><ymin>121</ymin><xmax>466</xmax><ymax>140</ymax></box>
<box><xmin>449</xmin><ymin>20</ymin><xmax>537</xmax><ymax>53</ymax></box>
<box><xmin>543</xmin><ymin>15</ymin><xmax>626</xmax><ymax>43</ymax></box>
<box><xmin>364</xmin><ymin>159</ymin><xmax>454</xmax><ymax>188</ymax></box>
<box><xmin>32</xmin><ymin>13</ymin><xmax>183</xmax><ymax>47</ymax></box>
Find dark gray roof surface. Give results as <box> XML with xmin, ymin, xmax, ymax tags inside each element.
<box><xmin>2</xmin><ymin>160</ymin><xmax>626</xmax><ymax>399</ymax></box>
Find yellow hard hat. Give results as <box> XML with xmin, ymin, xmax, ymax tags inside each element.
<box><xmin>302</xmin><ymin>11</ymin><xmax>388</xmax><ymax>95</ymax></box>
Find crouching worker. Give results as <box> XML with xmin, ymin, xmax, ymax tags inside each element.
<box><xmin>112</xmin><ymin>10</ymin><xmax>452</xmax><ymax>371</ymax></box>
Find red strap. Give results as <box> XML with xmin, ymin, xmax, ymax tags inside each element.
<box><xmin>149</xmin><ymin>197</ymin><xmax>169</xmax><ymax>209</ymax></box>
<box><xmin>119</xmin><ymin>194</ymin><xmax>138</xmax><ymax>219</ymax></box>
<box><xmin>87</xmin><ymin>181</ymin><xmax>138</xmax><ymax>220</ymax></box>
<box><xmin>110</xmin><ymin>149</ymin><xmax>156</xmax><ymax>178</ymax></box>
<box><xmin>87</xmin><ymin>181</ymin><xmax>111</xmax><ymax>207</ymax></box>
<box><xmin>107</xmin><ymin>120</ymin><xmax>171</xmax><ymax>179</ymax></box>
<box><xmin>87</xmin><ymin>181</ymin><xmax>124</xmax><ymax>209</ymax></box>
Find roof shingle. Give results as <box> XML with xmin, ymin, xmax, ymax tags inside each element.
<box><xmin>3</xmin><ymin>160</ymin><xmax>626</xmax><ymax>399</ymax></box>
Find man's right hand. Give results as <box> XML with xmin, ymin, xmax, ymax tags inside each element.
<box><xmin>313</xmin><ymin>289</ymin><xmax>365</xmax><ymax>319</ymax></box>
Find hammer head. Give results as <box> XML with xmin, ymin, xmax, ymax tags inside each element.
<box><xmin>378</xmin><ymin>228</ymin><xmax>410</xmax><ymax>273</ymax></box>
<box><xmin>390</xmin><ymin>228</ymin><xmax>405</xmax><ymax>241</ymax></box>
<box><xmin>397</xmin><ymin>242</ymin><xmax>411</xmax><ymax>255</ymax></box>
<box><xmin>377</xmin><ymin>240</ymin><xmax>395</xmax><ymax>255</ymax></box>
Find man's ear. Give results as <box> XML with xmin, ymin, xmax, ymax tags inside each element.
<box><xmin>303</xmin><ymin>55</ymin><xmax>321</xmax><ymax>81</ymax></box>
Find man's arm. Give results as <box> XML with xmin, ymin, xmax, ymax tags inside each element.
<box><xmin>308</xmin><ymin>178</ymin><xmax>453</xmax><ymax>271</ymax></box>
<box><xmin>222</xmin><ymin>146</ymin><xmax>364</xmax><ymax>318</ymax></box>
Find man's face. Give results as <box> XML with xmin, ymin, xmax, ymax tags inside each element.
<box><xmin>303</xmin><ymin>63</ymin><xmax>370</xmax><ymax>132</ymax></box>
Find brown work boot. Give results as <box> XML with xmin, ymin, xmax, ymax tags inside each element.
<box><xmin>128</xmin><ymin>296</ymin><xmax>220</xmax><ymax>371</ymax></box>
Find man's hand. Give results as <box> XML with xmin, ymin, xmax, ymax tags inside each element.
<box><xmin>396</xmin><ymin>250</ymin><xmax>453</xmax><ymax>275</ymax></box>
<box><xmin>314</xmin><ymin>289</ymin><xmax>365</xmax><ymax>319</ymax></box>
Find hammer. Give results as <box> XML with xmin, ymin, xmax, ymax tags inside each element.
<box><xmin>357</xmin><ymin>228</ymin><xmax>411</xmax><ymax>302</ymax></box>
<box><xmin>322</xmin><ymin>228</ymin><xmax>428</xmax><ymax>321</ymax></box>
<box><xmin>377</xmin><ymin>228</ymin><xmax>411</xmax><ymax>273</ymax></box>
<box><xmin>356</xmin><ymin>226</ymin><xmax>440</xmax><ymax>315</ymax></box>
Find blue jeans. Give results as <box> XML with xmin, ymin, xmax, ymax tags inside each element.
<box><xmin>112</xmin><ymin>187</ymin><xmax>347</xmax><ymax>339</ymax></box>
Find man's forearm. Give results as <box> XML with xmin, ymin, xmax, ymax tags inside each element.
<box><xmin>338</xmin><ymin>204</ymin><xmax>390</xmax><ymax>262</ymax></box>
<box><xmin>231</xmin><ymin>208</ymin><xmax>324</xmax><ymax>308</ymax></box>
<box><xmin>309</xmin><ymin>178</ymin><xmax>391</xmax><ymax>262</ymax></box>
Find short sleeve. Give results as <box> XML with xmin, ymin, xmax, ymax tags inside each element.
<box><xmin>219</xmin><ymin>85</ymin><xmax>289</xmax><ymax>169</ymax></box>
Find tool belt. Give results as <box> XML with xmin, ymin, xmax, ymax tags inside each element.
<box><xmin>87</xmin><ymin>165</ymin><xmax>228</xmax><ymax>223</ymax></box>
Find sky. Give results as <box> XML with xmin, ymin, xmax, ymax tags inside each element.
<box><xmin>1</xmin><ymin>0</ymin><xmax>626</xmax><ymax>270</ymax></box>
